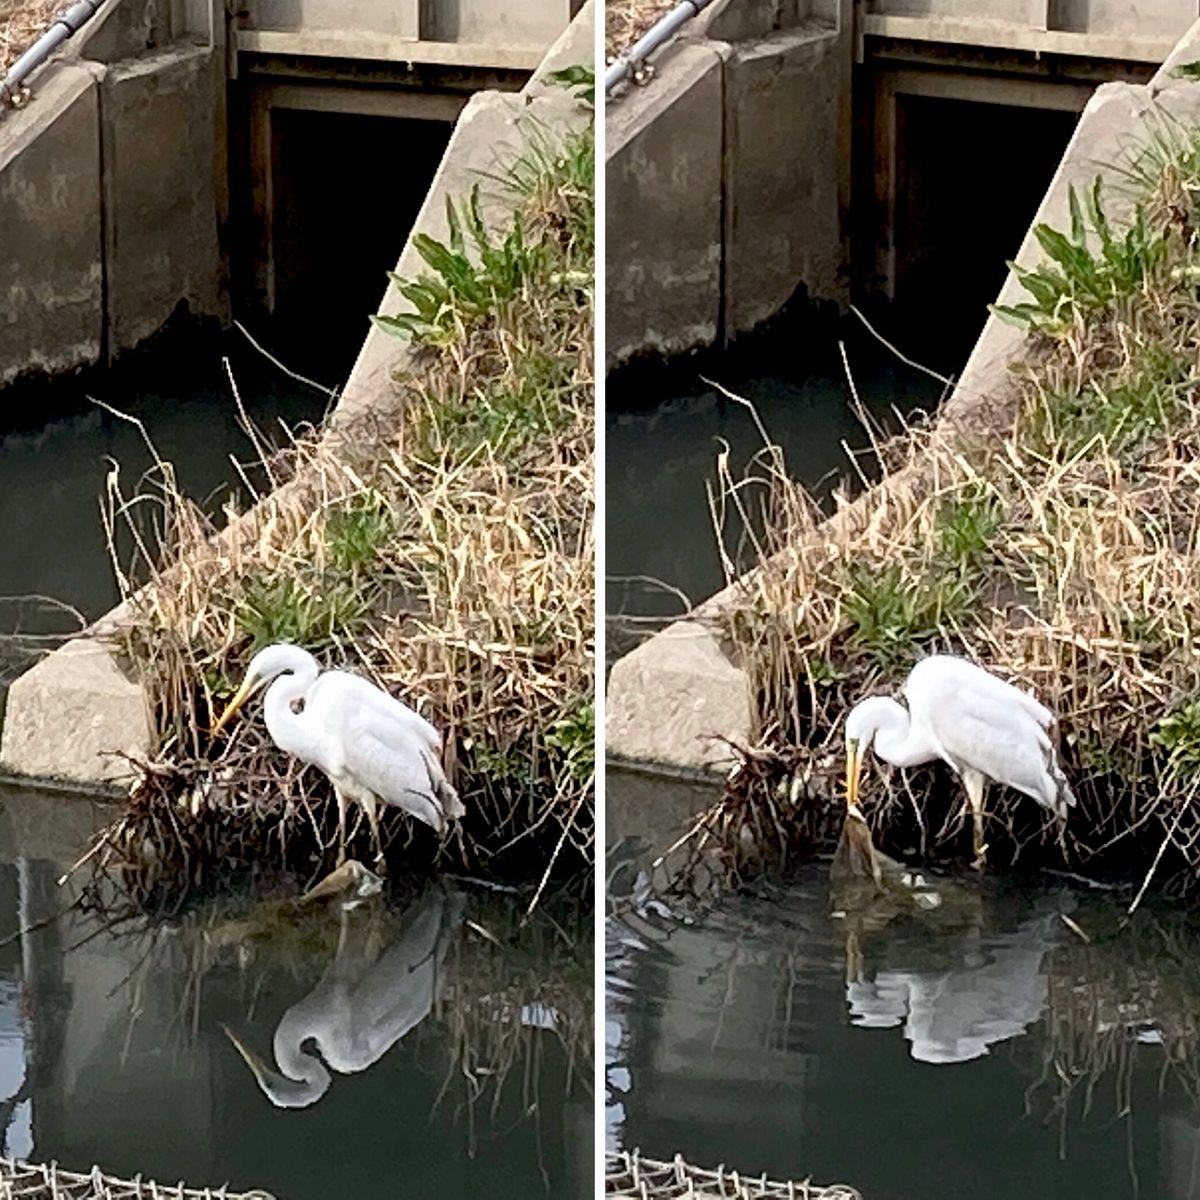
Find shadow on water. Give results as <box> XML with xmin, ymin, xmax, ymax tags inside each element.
<box><xmin>605</xmin><ymin>313</ymin><xmax>948</xmax><ymax>659</ymax></box>
<box><xmin>0</xmin><ymin>788</ymin><xmax>592</xmax><ymax>1198</ymax></box>
<box><xmin>606</xmin><ymin>771</ymin><xmax>1200</xmax><ymax>1200</ymax></box>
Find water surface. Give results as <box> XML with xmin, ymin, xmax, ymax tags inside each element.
<box><xmin>608</xmin><ymin>825</ymin><xmax>1200</xmax><ymax>1199</ymax></box>
<box><xmin>0</xmin><ymin>323</ymin><xmax>332</xmax><ymax>696</ymax></box>
<box><xmin>605</xmin><ymin>319</ymin><xmax>945</xmax><ymax>643</ymax></box>
<box><xmin>0</xmin><ymin>790</ymin><xmax>591</xmax><ymax>1197</ymax></box>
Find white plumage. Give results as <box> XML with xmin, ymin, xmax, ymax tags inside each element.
<box><xmin>225</xmin><ymin>889</ymin><xmax>463</xmax><ymax>1107</ymax></box>
<box><xmin>844</xmin><ymin>654</ymin><xmax>1075</xmax><ymax>863</ymax></box>
<box><xmin>214</xmin><ymin>643</ymin><xmax>464</xmax><ymax>865</ymax></box>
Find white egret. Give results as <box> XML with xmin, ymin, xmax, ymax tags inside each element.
<box><xmin>224</xmin><ymin>889</ymin><xmax>463</xmax><ymax>1108</ymax></box>
<box><xmin>213</xmin><ymin>643</ymin><xmax>464</xmax><ymax>867</ymax></box>
<box><xmin>844</xmin><ymin>654</ymin><xmax>1075</xmax><ymax>866</ymax></box>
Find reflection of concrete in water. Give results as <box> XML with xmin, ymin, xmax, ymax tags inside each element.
<box><xmin>845</xmin><ymin>909</ymin><xmax>1062</xmax><ymax>1064</ymax></box>
<box><xmin>227</xmin><ymin>889</ymin><xmax>465</xmax><ymax>1109</ymax></box>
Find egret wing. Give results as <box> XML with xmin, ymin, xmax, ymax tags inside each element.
<box><xmin>311</xmin><ymin>671</ymin><xmax>442</xmax><ymax>753</ymax></box>
<box><xmin>340</xmin><ymin>719</ymin><xmax>444</xmax><ymax>830</ymax></box>
<box><xmin>928</xmin><ymin>686</ymin><xmax>1067</xmax><ymax>815</ymax></box>
<box><xmin>909</xmin><ymin>656</ymin><xmax>1055</xmax><ymax>730</ymax></box>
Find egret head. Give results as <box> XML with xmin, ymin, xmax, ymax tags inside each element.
<box><xmin>844</xmin><ymin>697</ymin><xmax>898</xmax><ymax>811</ymax></box>
<box><xmin>222</xmin><ymin>1023</ymin><xmax>330</xmax><ymax>1109</ymax></box>
<box><xmin>212</xmin><ymin>643</ymin><xmax>317</xmax><ymax>735</ymax></box>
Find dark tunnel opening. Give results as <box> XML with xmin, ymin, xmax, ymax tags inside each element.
<box><xmin>268</xmin><ymin>107</ymin><xmax>455</xmax><ymax>379</ymax></box>
<box><xmin>889</xmin><ymin>93</ymin><xmax>1081</xmax><ymax>370</ymax></box>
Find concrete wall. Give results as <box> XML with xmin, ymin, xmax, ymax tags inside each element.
<box><xmin>606</xmin><ymin>0</ymin><xmax>853</xmax><ymax>369</ymax></box>
<box><xmin>102</xmin><ymin>46</ymin><xmax>225</xmax><ymax>352</ymax></box>
<box><xmin>418</xmin><ymin>0</ymin><xmax>578</xmax><ymax>46</ymax></box>
<box><xmin>869</xmin><ymin>0</ymin><xmax>1200</xmax><ymax>37</ymax></box>
<box><xmin>0</xmin><ymin>0</ymin><xmax>228</xmax><ymax>384</ymax></box>
<box><xmin>251</xmin><ymin>0</ymin><xmax>419</xmax><ymax>36</ymax></box>
<box><xmin>0</xmin><ymin>65</ymin><xmax>105</xmax><ymax>387</ymax></box>
<box><xmin>606</xmin><ymin>44</ymin><xmax>725</xmax><ymax>366</ymax></box>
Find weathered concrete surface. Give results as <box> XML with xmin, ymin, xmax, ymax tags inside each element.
<box><xmin>419</xmin><ymin>0</ymin><xmax>580</xmax><ymax>48</ymax></box>
<box><xmin>870</xmin><ymin>0</ymin><xmax>1197</xmax><ymax>41</ymax></box>
<box><xmin>252</xmin><ymin>0</ymin><xmax>419</xmax><ymax>36</ymax></box>
<box><xmin>0</xmin><ymin>0</ymin><xmax>227</xmax><ymax>383</ymax></box>
<box><xmin>722</xmin><ymin>22</ymin><xmax>846</xmax><ymax>335</ymax></box>
<box><xmin>0</xmin><ymin>63</ymin><xmax>105</xmax><ymax>387</ymax></box>
<box><xmin>605</xmin><ymin>0</ymin><xmax>852</xmax><ymax>368</ymax></box>
<box><xmin>607</xmin><ymin>621</ymin><xmax>749</xmax><ymax>775</ymax></box>
<box><xmin>606</xmin><ymin>17</ymin><xmax>1200</xmax><ymax>774</ymax></box>
<box><xmin>336</xmin><ymin>0</ymin><xmax>594</xmax><ymax>428</ymax></box>
<box><xmin>0</xmin><ymin>2</ymin><xmax>593</xmax><ymax>792</ymax></box>
<box><xmin>0</xmin><ymin>639</ymin><xmax>149</xmax><ymax>790</ymax></box>
<box><xmin>101</xmin><ymin>45</ymin><xmax>225</xmax><ymax>354</ymax></box>
<box><xmin>606</xmin><ymin>43</ymin><xmax>726</xmax><ymax>366</ymax></box>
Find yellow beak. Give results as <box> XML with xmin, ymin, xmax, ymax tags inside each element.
<box><xmin>211</xmin><ymin>676</ymin><xmax>259</xmax><ymax>736</ymax></box>
<box><xmin>845</xmin><ymin>738</ymin><xmax>863</xmax><ymax>812</ymax></box>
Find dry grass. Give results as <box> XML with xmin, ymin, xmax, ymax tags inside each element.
<box><xmin>605</xmin><ymin>0</ymin><xmax>676</xmax><ymax>59</ymax></box>
<box><xmin>673</xmin><ymin>123</ymin><xmax>1200</xmax><ymax>900</ymax></box>
<box><xmin>88</xmin><ymin>86</ymin><xmax>595</xmax><ymax>908</ymax></box>
<box><xmin>0</xmin><ymin>0</ymin><xmax>60</xmax><ymax>76</ymax></box>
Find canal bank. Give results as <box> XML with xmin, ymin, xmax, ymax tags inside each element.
<box><xmin>612</xmin><ymin>17</ymin><xmax>1200</xmax><ymax>907</ymax></box>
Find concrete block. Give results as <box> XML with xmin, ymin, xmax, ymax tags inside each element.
<box><xmin>0</xmin><ymin>63</ymin><xmax>104</xmax><ymax>386</ymax></box>
<box><xmin>606</xmin><ymin>620</ymin><xmax>750</xmax><ymax>774</ymax></box>
<box><xmin>0</xmin><ymin>639</ymin><xmax>150</xmax><ymax>790</ymax></box>
<box><xmin>605</xmin><ymin>42</ymin><xmax>726</xmax><ymax>369</ymax></box>
<box><xmin>723</xmin><ymin>24</ymin><xmax>848</xmax><ymax>337</ymax></box>
<box><xmin>101</xmin><ymin>44</ymin><xmax>226</xmax><ymax>354</ymax></box>
<box><xmin>250</xmin><ymin>0</ymin><xmax>419</xmax><ymax>37</ymax></box>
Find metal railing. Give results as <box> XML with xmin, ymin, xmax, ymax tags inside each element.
<box><xmin>2</xmin><ymin>0</ymin><xmax>100</xmax><ymax>108</ymax></box>
<box><xmin>604</xmin><ymin>0</ymin><xmax>717</xmax><ymax>97</ymax></box>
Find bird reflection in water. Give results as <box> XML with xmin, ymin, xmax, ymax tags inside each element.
<box><xmin>224</xmin><ymin>887</ymin><xmax>465</xmax><ymax>1107</ymax></box>
<box><xmin>842</xmin><ymin>900</ymin><xmax>1068</xmax><ymax>1064</ymax></box>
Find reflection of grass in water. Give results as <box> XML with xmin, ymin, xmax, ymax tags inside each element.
<box><xmin>1027</xmin><ymin>904</ymin><xmax>1200</xmax><ymax>1151</ymax></box>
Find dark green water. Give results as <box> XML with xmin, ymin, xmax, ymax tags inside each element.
<box><xmin>607</xmin><ymin>774</ymin><xmax>1200</xmax><ymax>1200</ymax></box>
<box><xmin>605</xmin><ymin>319</ymin><xmax>947</xmax><ymax>640</ymax></box>
<box><xmin>0</xmin><ymin>322</ymin><xmax>333</xmax><ymax>689</ymax></box>
<box><xmin>0</xmin><ymin>790</ymin><xmax>591</xmax><ymax>1197</ymax></box>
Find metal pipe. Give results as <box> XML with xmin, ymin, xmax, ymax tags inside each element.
<box><xmin>605</xmin><ymin>0</ymin><xmax>717</xmax><ymax>96</ymax></box>
<box><xmin>3</xmin><ymin>0</ymin><xmax>100</xmax><ymax>103</ymax></box>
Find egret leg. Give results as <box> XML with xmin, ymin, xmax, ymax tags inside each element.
<box><xmin>334</xmin><ymin>789</ymin><xmax>348</xmax><ymax>867</ymax></box>
<box><xmin>361</xmin><ymin>794</ymin><xmax>385</xmax><ymax>873</ymax></box>
<box><xmin>962</xmin><ymin>769</ymin><xmax>988</xmax><ymax>869</ymax></box>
